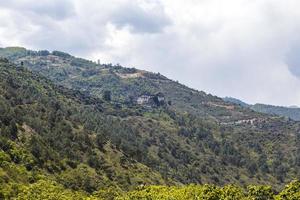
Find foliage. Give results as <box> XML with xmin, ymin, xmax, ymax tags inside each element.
<box><xmin>117</xmin><ymin>182</ymin><xmax>298</xmax><ymax>200</ymax></box>
<box><xmin>15</xmin><ymin>180</ymin><xmax>91</xmax><ymax>200</ymax></box>
<box><xmin>247</xmin><ymin>185</ymin><xmax>274</xmax><ymax>200</ymax></box>
<box><xmin>3</xmin><ymin>180</ymin><xmax>300</xmax><ymax>199</ymax></box>
<box><xmin>275</xmin><ymin>180</ymin><xmax>300</xmax><ymax>200</ymax></box>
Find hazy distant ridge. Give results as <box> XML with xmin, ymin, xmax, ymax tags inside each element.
<box><xmin>223</xmin><ymin>97</ymin><xmax>300</xmax><ymax>121</ymax></box>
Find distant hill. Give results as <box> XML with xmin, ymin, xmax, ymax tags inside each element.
<box><xmin>251</xmin><ymin>104</ymin><xmax>300</xmax><ymax>121</ymax></box>
<box><xmin>2</xmin><ymin>47</ymin><xmax>300</xmax><ymax>198</ymax></box>
<box><xmin>223</xmin><ymin>97</ymin><xmax>300</xmax><ymax>121</ymax></box>
<box><xmin>222</xmin><ymin>97</ymin><xmax>250</xmax><ymax>107</ymax></box>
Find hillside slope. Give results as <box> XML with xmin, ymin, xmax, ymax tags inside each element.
<box><xmin>223</xmin><ymin>97</ymin><xmax>300</xmax><ymax>121</ymax></box>
<box><xmin>0</xmin><ymin>58</ymin><xmax>169</xmax><ymax>198</ymax></box>
<box><xmin>0</xmin><ymin>47</ymin><xmax>258</xmax><ymax>121</ymax></box>
<box><xmin>1</xmin><ymin>47</ymin><xmax>300</xmax><ymax>192</ymax></box>
<box><xmin>251</xmin><ymin>104</ymin><xmax>300</xmax><ymax>121</ymax></box>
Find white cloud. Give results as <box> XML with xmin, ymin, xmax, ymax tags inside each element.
<box><xmin>0</xmin><ymin>0</ymin><xmax>300</xmax><ymax>106</ymax></box>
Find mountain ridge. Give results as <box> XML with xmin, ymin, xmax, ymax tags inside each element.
<box><xmin>223</xmin><ymin>97</ymin><xmax>300</xmax><ymax>121</ymax></box>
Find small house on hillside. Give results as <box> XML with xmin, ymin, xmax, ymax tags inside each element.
<box><xmin>137</xmin><ymin>95</ymin><xmax>152</xmax><ymax>104</ymax></box>
<box><xmin>136</xmin><ymin>93</ymin><xmax>165</xmax><ymax>106</ymax></box>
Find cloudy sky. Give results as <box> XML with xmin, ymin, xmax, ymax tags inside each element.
<box><xmin>0</xmin><ymin>0</ymin><xmax>300</xmax><ymax>106</ymax></box>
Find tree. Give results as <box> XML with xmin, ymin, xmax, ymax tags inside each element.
<box><xmin>15</xmin><ymin>180</ymin><xmax>90</xmax><ymax>200</ymax></box>
<box><xmin>8</xmin><ymin>120</ymin><xmax>18</xmax><ymax>140</ymax></box>
<box><xmin>247</xmin><ymin>185</ymin><xmax>274</xmax><ymax>200</ymax></box>
<box><xmin>276</xmin><ymin>180</ymin><xmax>300</xmax><ymax>199</ymax></box>
<box><xmin>103</xmin><ymin>90</ymin><xmax>112</xmax><ymax>101</ymax></box>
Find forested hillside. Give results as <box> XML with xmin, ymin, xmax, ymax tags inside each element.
<box><xmin>0</xmin><ymin>58</ymin><xmax>168</xmax><ymax>198</ymax></box>
<box><xmin>0</xmin><ymin>47</ymin><xmax>257</xmax><ymax>120</ymax></box>
<box><xmin>1</xmin><ymin>47</ymin><xmax>300</xmax><ymax>199</ymax></box>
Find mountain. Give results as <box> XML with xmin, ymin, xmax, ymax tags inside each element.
<box><xmin>1</xmin><ymin>47</ymin><xmax>300</xmax><ymax>198</ymax></box>
<box><xmin>0</xmin><ymin>47</ymin><xmax>256</xmax><ymax>121</ymax></box>
<box><xmin>223</xmin><ymin>96</ymin><xmax>300</xmax><ymax>121</ymax></box>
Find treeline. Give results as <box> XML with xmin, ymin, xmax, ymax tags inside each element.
<box><xmin>4</xmin><ymin>179</ymin><xmax>300</xmax><ymax>199</ymax></box>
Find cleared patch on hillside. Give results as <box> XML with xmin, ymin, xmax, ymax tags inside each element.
<box><xmin>116</xmin><ymin>72</ymin><xmax>145</xmax><ymax>79</ymax></box>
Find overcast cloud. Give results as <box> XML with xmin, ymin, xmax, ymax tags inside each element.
<box><xmin>0</xmin><ymin>0</ymin><xmax>300</xmax><ymax>106</ymax></box>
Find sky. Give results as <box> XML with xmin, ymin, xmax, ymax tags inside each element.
<box><xmin>0</xmin><ymin>0</ymin><xmax>300</xmax><ymax>106</ymax></box>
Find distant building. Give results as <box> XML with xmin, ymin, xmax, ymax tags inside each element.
<box><xmin>137</xmin><ymin>93</ymin><xmax>165</xmax><ymax>106</ymax></box>
<box><xmin>137</xmin><ymin>95</ymin><xmax>152</xmax><ymax>104</ymax></box>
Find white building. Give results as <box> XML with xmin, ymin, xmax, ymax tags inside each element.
<box><xmin>137</xmin><ymin>95</ymin><xmax>152</xmax><ymax>104</ymax></box>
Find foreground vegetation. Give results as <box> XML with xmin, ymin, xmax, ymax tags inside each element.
<box><xmin>3</xmin><ymin>179</ymin><xmax>300</xmax><ymax>199</ymax></box>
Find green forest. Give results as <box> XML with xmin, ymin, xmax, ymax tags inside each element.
<box><xmin>1</xmin><ymin>48</ymin><xmax>300</xmax><ymax>199</ymax></box>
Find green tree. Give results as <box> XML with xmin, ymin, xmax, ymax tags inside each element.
<box><xmin>247</xmin><ymin>185</ymin><xmax>274</xmax><ymax>200</ymax></box>
<box><xmin>275</xmin><ymin>180</ymin><xmax>300</xmax><ymax>200</ymax></box>
<box><xmin>103</xmin><ymin>91</ymin><xmax>111</xmax><ymax>101</ymax></box>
